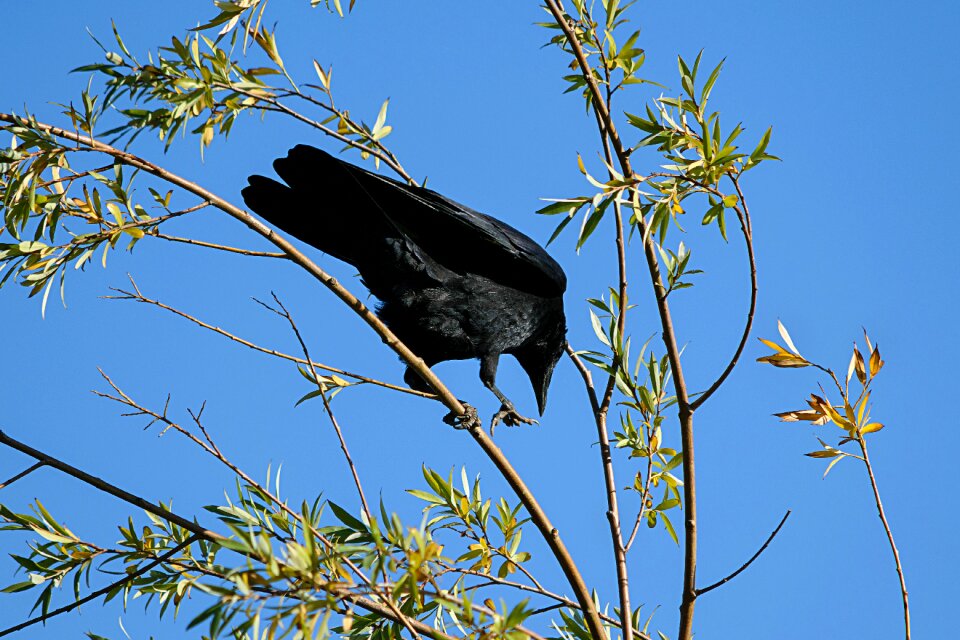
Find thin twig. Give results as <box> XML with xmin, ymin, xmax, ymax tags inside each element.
<box><xmin>148</xmin><ymin>230</ymin><xmax>288</xmax><ymax>258</ymax></box>
<box><xmin>623</xmin><ymin>445</ymin><xmax>656</xmax><ymax>553</ymax></box>
<box><xmin>94</xmin><ymin>371</ymin><xmax>428</xmax><ymax>640</ymax></box>
<box><xmin>857</xmin><ymin>437</ymin><xmax>910</xmax><ymax>640</ymax></box>
<box><xmin>0</xmin><ymin>535</ymin><xmax>199</xmax><ymax>637</ymax></box>
<box><xmin>591</xmin><ymin>106</ymin><xmax>634</xmax><ymax>640</ymax></box>
<box><xmin>565</xmin><ymin>344</ymin><xmax>601</xmax><ymax>415</ymax></box>
<box><xmin>696</xmin><ymin>510</ymin><xmax>791</xmax><ymax>596</ymax></box>
<box><xmin>0</xmin><ymin>462</ymin><xmax>45</xmax><ymax>490</ymax></box>
<box><xmin>104</xmin><ymin>278</ymin><xmax>434</xmax><ymax>399</ymax></box>
<box><xmin>270</xmin><ymin>294</ymin><xmax>372</xmax><ymax>521</ymax></box>
<box><xmin>690</xmin><ymin>176</ymin><xmax>757</xmax><ymax>411</ymax></box>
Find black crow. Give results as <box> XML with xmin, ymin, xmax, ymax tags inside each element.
<box><xmin>241</xmin><ymin>145</ymin><xmax>567</xmax><ymax>428</ymax></box>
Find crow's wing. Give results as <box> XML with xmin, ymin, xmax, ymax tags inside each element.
<box><xmin>271</xmin><ymin>145</ymin><xmax>567</xmax><ymax>298</ymax></box>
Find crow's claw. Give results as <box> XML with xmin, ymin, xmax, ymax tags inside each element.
<box><xmin>490</xmin><ymin>404</ymin><xmax>538</xmax><ymax>435</ymax></box>
<box><xmin>443</xmin><ymin>403</ymin><xmax>481</xmax><ymax>431</ymax></box>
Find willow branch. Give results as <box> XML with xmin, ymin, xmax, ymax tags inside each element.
<box><xmin>0</xmin><ymin>112</ymin><xmax>463</xmax><ymax>417</ymax></box>
<box><xmin>91</xmin><ymin>371</ymin><xmax>426</xmax><ymax>640</ymax></box>
<box><xmin>0</xmin><ymin>535</ymin><xmax>199</xmax><ymax>638</ymax></box>
<box><xmin>544</xmin><ymin>3</ymin><xmax>698</xmax><ymax>637</ymax></box>
<box><xmin>0</xmin><ymin>430</ymin><xmax>450</xmax><ymax>640</ymax></box>
<box><xmin>464</xmin><ymin>422</ymin><xmax>604</xmax><ymax>640</ymax></box>
<box><xmin>448</xmin><ymin>566</ymin><xmax>651</xmax><ymax>640</ymax></box>
<box><xmin>696</xmin><ymin>510</ymin><xmax>790</xmax><ymax>596</ymax></box>
<box><xmin>590</xmin><ymin>94</ymin><xmax>633</xmax><ymax>640</ymax></box>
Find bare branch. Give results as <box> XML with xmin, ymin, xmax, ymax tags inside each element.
<box><xmin>696</xmin><ymin>510</ymin><xmax>791</xmax><ymax>596</ymax></box>
<box><xmin>857</xmin><ymin>437</ymin><xmax>910</xmax><ymax>640</ymax></box>
<box><xmin>0</xmin><ymin>462</ymin><xmax>46</xmax><ymax>490</ymax></box>
<box><xmin>148</xmin><ymin>230</ymin><xmax>288</xmax><ymax>258</ymax></box>
<box><xmin>690</xmin><ymin>177</ymin><xmax>757</xmax><ymax>411</ymax></box>
<box><xmin>104</xmin><ymin>278</ymin><xmax>435</xmax><ymax>399</ymax></box>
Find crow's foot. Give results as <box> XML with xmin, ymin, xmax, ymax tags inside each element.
<box><xmin>490</xmin><ymin>404</ymin><xmax>538</xmax><ymax>435</ymax></box>
<box><xmin>443</xmin><ymin>403</ymin><xmax>481</xmax><ymax>431</ymax></box>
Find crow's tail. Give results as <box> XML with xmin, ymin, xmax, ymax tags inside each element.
<box><xmin>241</xmin><ymin>146</ymin><xmax>397</xmax><ymax>266</ymax></box>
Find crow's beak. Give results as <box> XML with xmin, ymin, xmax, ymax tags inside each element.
<box><xmin>534</xmin><ymin>366</ymin><xmax>553</xmax><ymax>416</ymax></box>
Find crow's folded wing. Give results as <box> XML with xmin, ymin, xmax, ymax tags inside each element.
<box><xmin>272</xmin><ymin>145</ymin><xmax>567</xmax><ymax>298</ymax></box>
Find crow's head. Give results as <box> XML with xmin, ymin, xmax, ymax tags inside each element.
<box><xmin>515</xmin><ymin>307</ymin><xmax>567</xmax><ymax>416</ymax></box>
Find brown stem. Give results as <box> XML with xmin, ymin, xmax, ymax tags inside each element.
<box><xmin>623</xmin><ymin>448</ymin><xmax>655</xmax><ymax>552</ymax></box>
<box><xmin>449</xmin><ymin>566</ymin><xmax>651</xmax><ymax>640</ymax></box>
<box><xmin>857</xmin><ymin>436</ymin><xmax>910</xmax><ymax>640</ymax></box>
<box><xmin>696</xmin><ymin>510</ymin><xmax>790</xmax><ymax>596</ymax></box>
<box><xmin>0</xmin><ymin>535</ymin><xmax>199</xmax><ymax>637</ymax></box>
<box><xmin>591</xmin><ymin>108</ymin><xmax>633</xmax><ymax>640</ymax></box>
<box><xmin>465</xmin><ymin>423</ymin><xmax>605</xmax><ymax>640</ymax></box>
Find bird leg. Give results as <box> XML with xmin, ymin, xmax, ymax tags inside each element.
<box><xmin>480</xmin><ymin>355</ymin><xmax>538</xmax><ymax>435</ymax></box>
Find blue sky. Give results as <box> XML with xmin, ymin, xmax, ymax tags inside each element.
<box><xmin>1</xmin><ymin>2</ymin><xmax>957</xmax><ymax>638</ymax></box>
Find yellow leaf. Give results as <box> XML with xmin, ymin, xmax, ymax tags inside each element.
<box><xmin>860</xmin><ymin>422</ymin><xmax>884</xmax><ymax>435</ymax></box>
<box><xmin>805</xmin><ymin>449</ymin><xmax>840</xmax><ymax>458</ymax></box>
<box><xmin>870</xmin><ymin>346</ymin><xmax>884</xmax><ymax>376</ymax></box>
<box><xmin>774</xmin><ymin>409</ymin><xmax>824</xmax><ymax>423</ymax></box>
<box><xmin>854</xmin><ymin>347</ymin><xmax>866</xmax><ymax>384</ymax></box>
<box><xmin>758</xmin><ymin>338</ymin><xmax>788</xmax><ymax>354</ymax></box>
<box><xmin>856</xmin><ymin>391</ymin><xmax>870</xmax><ymax>425</ymax></box>
<box><xmin>757</xmin><ymin>353</ymin><xmax>809</xmax><ymax>368</ymax></box>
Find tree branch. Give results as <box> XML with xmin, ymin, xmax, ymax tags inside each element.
<box><xmin>0</xmin><ymin>429</ymin><xmax>454</xmax><ymax>640</ymax></box>
<box><xmin>0</xmin><ymin>535</ymin><xmax>199</xmax><ymax>638</ymax></box>
<box><xmin>542</xmin><ymin>3</ymin><xmax>698</xmax><ymax>637</ymax></box>
<box><xmin>696</xmin><ymin>510</ymin><xmax>790</xmax><ymax>596</ymax></box>
<box><xmin>0</xmin><ymin>113</ymin><xmax>463</xmax><ymax>418</ymax></box>
<box><xmin>148</xmin><ymin>230</ymin><xmax>289</xmax><ymax>258</ymax></box>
